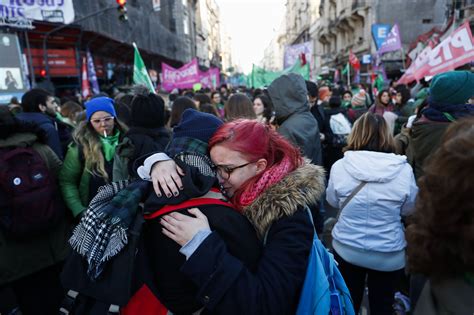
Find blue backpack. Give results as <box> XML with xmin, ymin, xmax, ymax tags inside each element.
<box><xmin>296</xmin><ymin>208</ymin><xmax>355</xmax><ymax>315</ymax></box>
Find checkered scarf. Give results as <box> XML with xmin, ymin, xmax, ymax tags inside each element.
<box><xmin>69</xmin><ymin>180</ymin><xmax>149</xmax><ymax>280</ymax></box>
<box><xmin>165</xmin><ymin>136</ymin><xmax>208</xmax><ymax>158</ymax></box>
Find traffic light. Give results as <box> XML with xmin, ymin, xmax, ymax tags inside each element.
<box><xmin>116</xmin><ymin>0</ymin><xmax>128</xmax><ymax>22</ymax></box>
<box><xmin>40</xmin><ymin>69</ymin><xmax>47</xmax><ymax>77</ymax></box>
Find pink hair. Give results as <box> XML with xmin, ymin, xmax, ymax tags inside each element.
<box><xmin>209</xmin><ymin>119</ymin><xmax>303</xmax><ymax>208</ymax></box>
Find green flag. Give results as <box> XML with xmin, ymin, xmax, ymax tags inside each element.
<box><xmin>133</xmin><ymin>42</ymin><xmax>155</xmax><ymax>93</ymax></box>
<box><xmin>249</xmin><ymin>59</ymin><xmax>310</xmax><ymax>88</ymax></box>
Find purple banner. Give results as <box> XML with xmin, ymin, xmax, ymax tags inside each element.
<box><xmin>378</xmin><ymin>23</ymin><xmax>402</xmax><ymax>55</ymax></box>
<box><xmin>161</xmin><ymin>58</ymin><xmax>200</xmax><ymax>91</ymax></box>
<box><xmin>86</xmin><ymin>51</ymin><xmax>100</xmax><ymax>95</ymax></box>
<box><xmin>283</xmin><ymin>41</ymin><xmax>312</xmax><ymax>69</ymax></box>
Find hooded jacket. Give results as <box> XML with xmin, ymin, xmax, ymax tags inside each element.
<box><xmin>16</xmin><ymin>112</ymin><xmax>63</xmax><ymax>159</ymax></box>
<box><xmin>327</xmin><ymin>151</ymin><xmax>418</xmax><ymax>252</ymax></box>
<box><xmin>0</xmin><ymin>120</ymin><xmax>71</xmax><ymax>285</ymax></box>
<box><xmin>179</xmin><ymin>163</ymin><xmax>326</xmax><ymax>315</ymax></box>
<box><xmin>268</xmin><ymin>74</ymin><xmax>322</xmax><ymax>165</ymax></box>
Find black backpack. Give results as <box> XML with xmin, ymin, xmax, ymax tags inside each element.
<box><xmin>0</xmin><ymin>147</ymin><xmax>64</xmax><ymax>239</ymax></box>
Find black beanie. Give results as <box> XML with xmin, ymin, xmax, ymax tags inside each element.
<box><xmin>130</xmin><ymin>93</ymin><xmax>165</xmax><ymax>128</ymax></box>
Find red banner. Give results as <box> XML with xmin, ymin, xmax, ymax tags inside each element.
<box><xmin>398</xmin><ymin>22</ymin><xmax>474</xmax><ymax>85</ymax></box>
<box><xmin>349</xmin><ymin>49</ymin><xmax>360</xmax><ymax>70</ymax></box>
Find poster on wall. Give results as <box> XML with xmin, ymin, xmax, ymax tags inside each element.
<box><xmin>0</xmin><ymin>0</ymin><xmax>75</xmax><ymax>24</ymax></box>
<box><xmin>0</xmin><ymin>33</ymin><xmax>28</xmax><ymax>104</ymax></box>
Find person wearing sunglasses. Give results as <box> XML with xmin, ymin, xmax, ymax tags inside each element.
<box><xmin>59</xmin><ymin>97</ymin><xmax>128</xmax><ymax>219</ymax></box>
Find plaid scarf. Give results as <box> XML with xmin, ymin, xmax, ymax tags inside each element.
<box><xmin>69</xmin><ymin>180</ymin><xmax>149</xmax><ymax>280</ymax></box>
<box><xmin>165</xmin><ymin>136</ymin><xmax>208</xmax><ymax>158</ymax></box>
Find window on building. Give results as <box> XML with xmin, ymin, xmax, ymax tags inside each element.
<box><xmin>422</xmin><ymin>18</ymin><xmax>432</xmax><ymax>24</ymax></box>
<box><xmin>184</xmin><ymin>15</ymin><xmax>189</xmax><ymax>35</ymax></box>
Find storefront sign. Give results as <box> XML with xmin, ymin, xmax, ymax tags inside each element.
<box><xmin>0</xmin><ymin>16</ymin><xmax>34</xmax><ymax>29</ymax></box>
<box><xmin>0</xmin><ymin>0</ymin><xmax>75</xmax><ymax>24</ymax></box>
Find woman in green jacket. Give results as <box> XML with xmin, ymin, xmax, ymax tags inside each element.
<box><xmin>59</xmin><ymin>97</ymin><xmax>127</xmax><ymax>218</ymax></box>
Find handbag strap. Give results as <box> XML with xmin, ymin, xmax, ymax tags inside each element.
<box><xmin>336</xmin><ymin>181</ymin><xmax>367</xmax><ymax>220</ymax></box>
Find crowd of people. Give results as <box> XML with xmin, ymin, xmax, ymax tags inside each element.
<box><xmin>0</xmin><ymin>69</ymin><xmax>473</xmax><ymax>315</ymax></box>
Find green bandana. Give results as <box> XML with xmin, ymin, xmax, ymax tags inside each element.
<box><xmin>99</xmin><ymin>130</ymin><xmax>120</xmax><ymax>161</ymax></box>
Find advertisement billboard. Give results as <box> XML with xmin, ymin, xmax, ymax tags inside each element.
<box><xmin>0</xmin><ymin>33</ymin><xmax>28</xmax><ymax>104</ymax></box>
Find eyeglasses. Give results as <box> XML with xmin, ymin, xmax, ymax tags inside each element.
<box><xmin>90</xmin><ymin>116</ymin><xmax>114</xmax><ymax>124</ymax></box>
<box><xmin>213</xmin><ymin>162</ymin><xmax>252</xmax><ymax>180</ymax></box>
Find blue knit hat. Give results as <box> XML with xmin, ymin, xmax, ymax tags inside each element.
<box><xmin>85</xmin><ymin>97</ymin><xmax>116</xmax><ymax>121</ymax></box>
<box><xmin>429</xmin><ymin>71</ymin><xmax>474</xmax><ymax>105</ymax></box>
<box><xmin>173</xmin><ymin>109</ymin><xmax>223</xmax><ymax>143</ymax></box>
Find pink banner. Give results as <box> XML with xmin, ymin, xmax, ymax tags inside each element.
<box><xmin>398</xmin><ymin>22</ymin><xmax>474</xmax><ymax>85</ymax></box>
<box><xmin>198</xmin><ymin>68</ymin><xmax>221</xmax><ymax>89</ymax></box>
<box><xmin>161</xmin><ymin>58</ymin><xmax>199</xmax><ymax>91</ymax></box>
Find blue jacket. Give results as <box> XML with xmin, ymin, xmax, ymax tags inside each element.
<box><xmin>180</xmin><ymin>163</ymin><xmax>326</xmax><ymax>315</ymax></box>
<box><xmin>16</xmin><ymin>112</ymin><xmax>63</xmax><ymax>159</ymax></box>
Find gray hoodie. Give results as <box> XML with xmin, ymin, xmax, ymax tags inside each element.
<box><xmin>268</xmin><ymin>73</ymin><xmax>322</xmax><ymax>165</ymax></box>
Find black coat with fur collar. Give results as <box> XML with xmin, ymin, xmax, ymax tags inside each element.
<box><xmin>180</xmin><ymin>163</ymin><xmax>326</xmax><ymax>315</ymax></box>
<box><xmin>139</xmin><ymin>160</ymin><xmax>261</xmax><ymax>314</ymax></box>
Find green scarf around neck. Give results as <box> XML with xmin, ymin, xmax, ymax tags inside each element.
<box><xmin>99</xmin><ymin>130</ymin><xmax>120</xmax><ymax>161</ymax></box>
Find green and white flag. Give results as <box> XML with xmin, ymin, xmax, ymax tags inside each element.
<box><xmin>133</xmin><ymin>42</ymin><xmax>155</xmax><ymax>93</ymax></box>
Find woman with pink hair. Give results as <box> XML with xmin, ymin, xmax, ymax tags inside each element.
<box><xmin>155</xmin><ymin>119</ymin><xmax>326</xmax><ymax>314</ymax></box>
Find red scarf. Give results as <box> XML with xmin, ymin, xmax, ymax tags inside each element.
<box><xmin>238</xmin><ymin>156</ymin><xmax>293</xmax><ymax>208</ymax></box>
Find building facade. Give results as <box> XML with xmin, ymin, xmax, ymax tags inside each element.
<box><xmin>311</xmin><ymin>0</ymin><xmax>452</xmax><ymax>78</ymax></box>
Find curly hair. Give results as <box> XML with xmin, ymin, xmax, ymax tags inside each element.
<box><xmin>406</xmin><ymin>117</ymin><xmax>474</xmax><ymax>278</ymax></box>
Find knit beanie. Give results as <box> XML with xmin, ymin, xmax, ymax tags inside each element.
<box><xmin>85</xmin><ymin>97</ymin><xmax>116</xmax><ymax>121</ymax></box>
<box><xmin>351</xmin><ymin>90</ymin><xmax>366</xmax><ymax>107</ymax></box>
<box><xmin>173</xmin><ymin>109</ymin><xmax>223</xmax><ymax>143</ymax></box>
<box><xmin>130</xmin><ymin>93</ymin><xmax>165</xmax><ymax>128</ymax></box>
<box><xmin>429</xmin><ymin>71</ymin><xmax>474</xmax><ymax>104</ymax></box>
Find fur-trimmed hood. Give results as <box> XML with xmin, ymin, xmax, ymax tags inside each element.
<box><xmin>243</xmin><ymin>163</ymin><xmax>326</xmax><ymax>239</ymax></box>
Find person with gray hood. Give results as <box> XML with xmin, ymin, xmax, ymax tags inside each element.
<box><xmin>268</xmin><ymin>73</ymin><xmax>322</xmax><ymax>165</ymax></box>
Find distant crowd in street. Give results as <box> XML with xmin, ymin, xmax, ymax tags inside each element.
<box><xmin>1</xmin><ymin>69</ymin><xmax>473</xmax><ymax>315</ymax></box>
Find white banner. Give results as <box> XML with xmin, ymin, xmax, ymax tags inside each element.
<box><xmin>0</xmin><ymin>0</ymin><xmax>75</xmax><ymax>24</ymax></box>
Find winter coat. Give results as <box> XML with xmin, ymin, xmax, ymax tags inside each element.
<box><xmin>179</xmin><ymin>163</ymin><xmax>326</xmax><ymax>315</ymax></box>
<box><xmin>16</xmin><ymin>112</ymin><xmax>63</xmax><ymax>159</ymax></box>
<box><xmin>0</xmin><ymin>122</ymin><xmax>71</xmax><ymax>285</ymax></box>
<box><xmin>114</xmin><ymin>127</ymin><xmax>170</xmax><ymax>180</ymax></box>
<box><xmin>408</xmin><ymin>117</ymin><xmax>450</xmax><ymax>180</ymax></box>
<box><xmin>327</xmin><ymin>151</ymin><xmax>418</xmax><ymax>252</ymax></box>
<box><xmin>268</xmin><ymin>74</ymin><xmax>322</xmax><ymax>165</ymax></box>
<box><xmin>414</xmin><ymin>278</ymin><xmax>474</xmax><ymax>315</ymax></box>
<box><xmin>59</xmin><ymin>136</ymin><xmax>125</xmax><ymax>218</ymax></box>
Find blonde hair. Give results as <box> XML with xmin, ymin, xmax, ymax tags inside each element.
<box><xmin>344</xmin><ymin>112</ymin><xmax>396</xmax><ymax>153</ymax></box>
<box><xmin>73</xmin><ymin>119</ymin><xmax>127</xmax><ymax>180</ymax></box>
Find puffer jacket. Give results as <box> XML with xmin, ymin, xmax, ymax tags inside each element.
<box><xmin>327</xmin><ymin>151</ymin><xmax>418</xmax><ymax>252</ymax></box>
